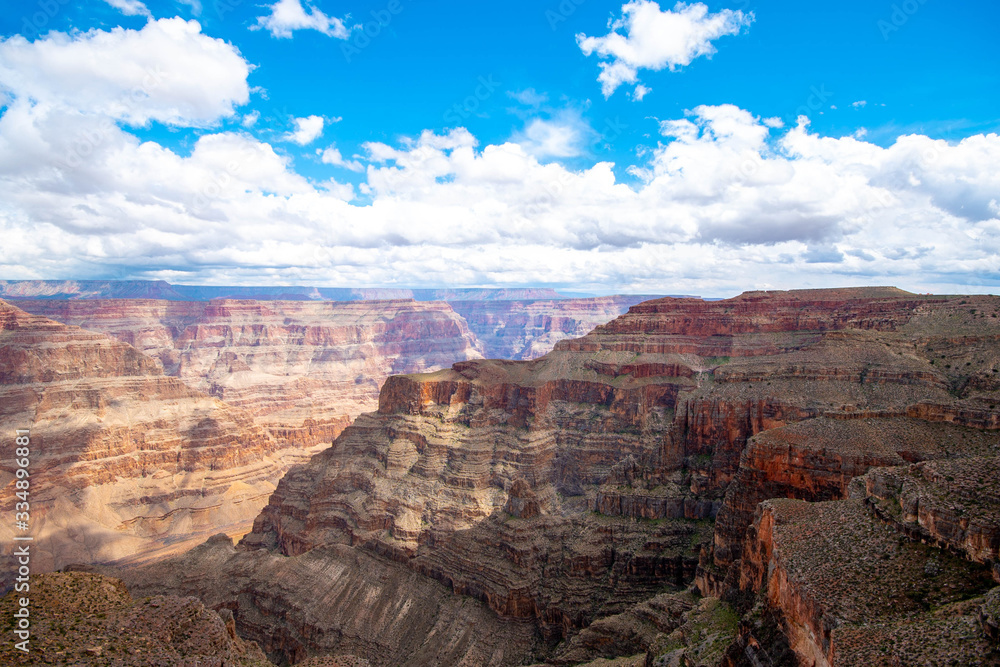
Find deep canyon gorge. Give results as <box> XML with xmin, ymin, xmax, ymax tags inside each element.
<box><xmin>1</xmin><ymin>285</ymin><xmax>998</xmax><ymax>666</ymax></box>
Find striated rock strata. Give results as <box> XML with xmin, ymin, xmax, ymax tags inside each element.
<box><xmin>0</xmin><ymin>300</ymin><xmax>317</xmax><ymax>581</ymax></box>
<box><xmin>113</xmin><ymin>287</ymin><xmax>1000</xmax><ymax>665</ymax></box>
<box><xmin>449</xmin><ymin>296</ymin><xmax>656</xmax><ymax>360</ymax></box>
<box><xmin>17</xmin><ymin>299</ymin><xmax>485</xmax><ymax>447</ymax></box>
<box><xmin>733</xmin><ymin>497</ymin><xmax>998</xmax><ymax>666</ymax></box>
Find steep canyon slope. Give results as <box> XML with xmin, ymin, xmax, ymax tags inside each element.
<box><xmin>16</xmin><ymin>299</ymin><xmax>485</xmax><ymax>447</ymax></box>
<box><xmin>117</xmin><ymin>287</ymin><xmax>1000</xmax><ymax>666</ymax></box>
<box><xmin>0</xmin><ymin>300</ymin><xmax>329</xmax><ymax>581</ymax></box>
<box><xmin>16</xmin><ymin>296</ymin><xmax>654</xmax><ymax>447</ymax></box>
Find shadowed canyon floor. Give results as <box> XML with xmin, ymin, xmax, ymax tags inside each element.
<box><xmin>96</xmin><ymin>287</ymin><xmax>1000</xmax><ymax>666</ymax></box>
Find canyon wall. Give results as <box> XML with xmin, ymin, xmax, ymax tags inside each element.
<box><xmin>16</xmin><ymin>299</ymin><xmax>485</xmax><ymax>447</ymax></box>
<box><xmin>449</xmin><ymin>295</ymin><xmax>655</xmax><ymax>360</ymax></box>
<box><xmin>115</xmin><ymin>287</ymin><xmax>1000</xmax><ymax>666</ymax></box>
<box><xmin>0</xmin><ymin>300</ymin><xmax>325</xmax><ymax>582</ymax></box>
<box><xmin>18</xmin><ymin>295</ymin><xmax>656</xmax><ymax>442</ymax></box>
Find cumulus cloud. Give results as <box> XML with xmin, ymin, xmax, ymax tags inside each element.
<box><xmin>103</xmin><ymin>0</ymin><xmax>152</xmax><ymax>17</ymax></box>
<box><xmin>284</xmin><ymin>115</ymin><xmax>324</xmax><ymax>145</ymax></box>
<box><xmin>0</xmin><ymin>22</ymin><xmax>997</xmax><ymax>295</ymax></box>
<box><xmin>319</xmin><ymin>145</ymin><xmax>363</xmax><ymax>171</ymax></box>
<box><xmin>577</xmin><ymin>1</ymin><xmax>753</xmax><ymax>98</ymax></box>
<box><xmin>0</xmin><ymin>18</ymin><xmax>250</xmax><ymax>127</ymax></box>
<box><xmin>513</xmin><ymin>116</ymin><xmax>589</xmax><ymax>159</ymax></box>
<box><xmin>255</xmin><ymin>0</ymin><xmax>349</xmax><ymax>39</ymax></box>
<box><xmin>630</xmin><ymin>84</ymin><xmax>651</xmax><ymax>101</ymax></box>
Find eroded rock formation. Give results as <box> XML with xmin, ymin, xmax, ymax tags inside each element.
<box><xmin>17</xmin><ymin>299</ymin><xmax>485</xmax><ymax>447</ymax></box>
<box><xmin>449</xmin><ymin>296</ymin><xmax>655</xmax><ymax>360</ymax></box>
<box><xmin>0</xmin><ymin>300</ymin><xmax>315</xmax><ymax>580</ymax></box>
<box><xmin>105</xmin><ymin>288</ymin><xmax>1000</xmax><ymax>665</ymax></box>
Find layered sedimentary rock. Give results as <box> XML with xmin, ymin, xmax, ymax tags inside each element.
<box><xmin>114</xmin><ymin>534</ymin><xmax>539</xmax><ymax>666</ymax></box>
<box><xmin>709</xmin><ymin>417</ymin><xmax>1000</xmax><ymax>582</ymax></box>
<box><xmin>856</xmin><ymin>456</ymin><xmax>1000</xmax><ymax>581</ymax></box>
<box><xmin>449</xmin><ymin>296</ymin><xmax>655</xmax><ymax>360</ymax></box>
<box><xmin>17</xmin><ymin>299</ymin><xmax>485</xmax><ymax>447</ymax></box>
<box><xmin>115</xmin><ymin>287</ymin><xmax>1000</xmax><ymax>665</ymax></box>
<box><xmin>0</xmin><ymin>300</ymin><xmax>313</xmax><ymax>580</ymax></box>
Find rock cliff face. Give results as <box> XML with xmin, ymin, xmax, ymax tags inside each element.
<box><xmin>0</xmin><ymin>300</ymin><xmax>315</xmax><ymax>581</ymax></box>
<box><xmin>733</xmin><ymin>498</ymin><xmax>997</xmax><ymax>666</ymax></box>
<box><xmin>105</xmin><ymin>288</ymin><xmax>1000</xmax><ymax>664</ymax></box>
<box><xmin>449</xmin><ymin>296</ymin><xmax>655</xmax><ymax>360</ymax></box>
<box><xmin>113</xmin><ymin>287</ymin><xmax>1000</xmax><ymax>665</ymax></box>
<box><xmin>17</xmin><ymin>299</ymin><xmax>485</xmax><ymax>447</ymax></box>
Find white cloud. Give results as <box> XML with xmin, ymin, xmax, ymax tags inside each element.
<box><xmin>319</xmin><ymin>145</ymin><xmax>363</xmax><ymax>171</ymax></box>
<box><xmin>241</xmin><ymin>110</ymin><xmax>260</xmax><ymax>128</ymax></box>
<box><xmin>852</xmin><ymin>100</ymin><xmax>868</xmax><ymax>108</ymax></box>
<box><xmin>513</xmin><ymin>117</ymin><xmax>588</xmax><ymax>159</ymax></box>
<box><xmin>508</xmin><ymin>89</ymin><xmax>549</xmax><ymax>107</ymax></box>
<box><xmin>0</xmin><ymin>28</ymin><xmax>997</xmax><ymax>297</ymax></box>
<box><xmin>0</xmin><ymin>18</ymin><xmax>250</xmax><ymax>127</ymax></box>
<box><xmin>577</xmin><ymin>1</ymin><xmax>753</xmax><ymax>98</ymax></box>
<box><xmin>254</xmin><ymin>0</ymin><xmax>349</xmax><ymax>39</ymax></box>
<box><xmin>284</xmin><ymin>115</ymin><xmax>324</xmax><ymax>145</ymax></box>
<box><xmin>630</xmin><ymin>84</ymin><xmax>651</xmax><ymax>101</ymax></box>
<box><xmin>103</xmin><ymin>0</ymin><xmax>151</xmax><ymax>17</ymax></box>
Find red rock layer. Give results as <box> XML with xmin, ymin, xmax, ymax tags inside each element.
<box><xmin>0</xmin><ymin>300</ymin><xmax>311</xmax><ymax>581</ymax></box>
<box><xmin>119</xmin><ymin>287</ymin><xmax>1000</xmax><ymax>664</ymax></box>
<box><xmin>735</xmin><ymin>498</ymin><xmax>997</xmax><ymax>666</ymax></box>
<box><xmin>17</xmin><ymin>298</ymin><xmax>486</xmax><ymax>448</ymax></box>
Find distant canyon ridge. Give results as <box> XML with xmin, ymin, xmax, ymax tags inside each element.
<box><xmin>0</xmin><ymin>283</ymin><xmax>659</xmax><ymax>578</ymax></box>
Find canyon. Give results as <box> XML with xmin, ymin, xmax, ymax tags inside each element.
<box><xmin>0</xmin><ymin>300</ymin><xmax>309</xmax><ymax>579</ymax></box>
<box><xmin>0</xmin><ymin>292</ymin><xmax>651</xmax><ymax>586</ymax></box>
<box><xmin>3</xmin><ymin>286</ymin><xmax>999</xmax><ymax>665</ymax></box>
<box><xmin>90</xmin><ymin>287</ymin><xmax>999</xmax><ymax>666</ymax></box>
<box><xmin>14</xmin><ymin>294</ymin><xmax>655</xmax><ymax>448</ymax></box>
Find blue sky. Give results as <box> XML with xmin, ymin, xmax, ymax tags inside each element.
<box><xmin>0</xmin><ymin>0</ymin><xmax>997</xmax><ymax>295</ymax></box>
